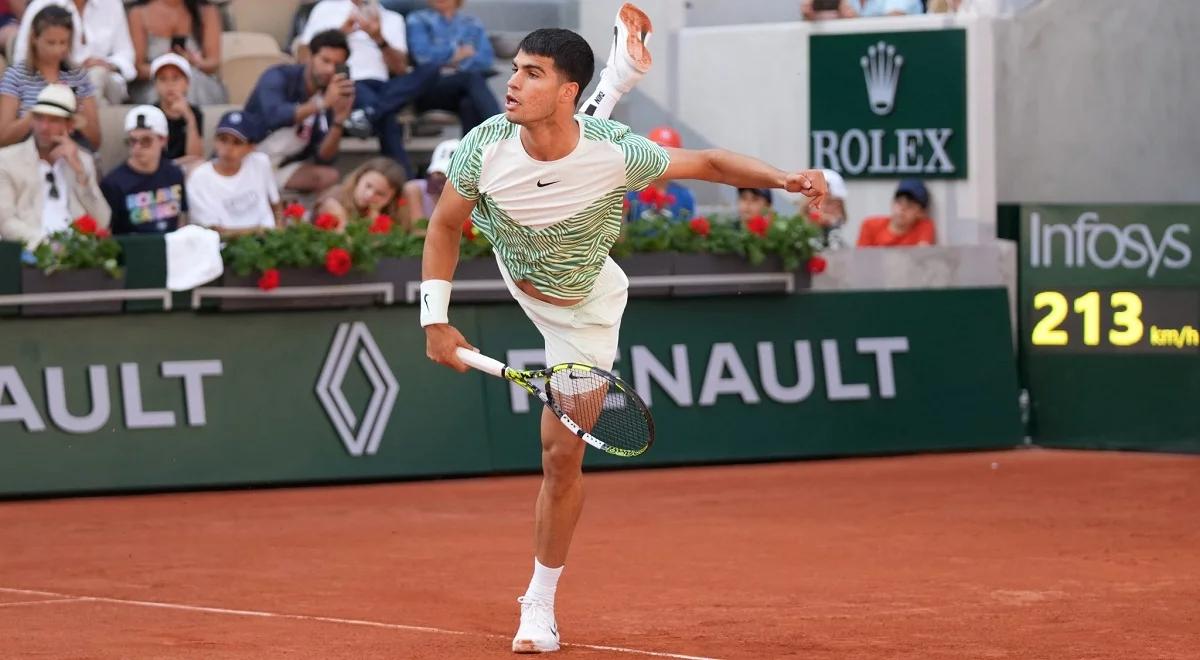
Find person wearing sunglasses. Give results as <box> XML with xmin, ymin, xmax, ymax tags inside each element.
<box><xmin>99</xmin><ymin>105</ymin><xmax>187</xmax><ymax>235</ymax></box>
<box><xmin>0</xmin><ymin>82</ymin><xmax>110</xmax><ymax>246</ymax></box>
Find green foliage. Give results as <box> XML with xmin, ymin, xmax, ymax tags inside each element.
<box><xmin>32</xmin><ymin>227</ymin><xmax>122</xmax><ymax>278</ymax></box>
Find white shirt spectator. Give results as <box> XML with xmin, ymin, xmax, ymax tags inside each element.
<box><xmin>300</xmin><ymin>0</ymin><xmax>407</xmax><ymax>83</ymax></box>
<box><xmin>187</xmin><ymin>152</ymin><xmax>280</xmax><ymax>231</ymax></box>
<box><xmin>850</xmin><ymin>0</ymin><xmax>925</xmax><ymax>15</ymax></box>
<box><xmin>14</xmin><ymin>0</ymin><xmax>136</xmax><ymax>81</ymax></box>
<box><xmin>38</xmin><ymin>159</ymin><xmax>73</xmax><ymax>236</ymax></box>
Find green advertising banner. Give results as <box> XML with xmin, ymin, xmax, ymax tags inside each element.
<box><xmin>809</xmin><ymin>29</ymin><xmax>967</xmax><ymax>179</ymax></box>
<box><xmin>0</xmin><ymin>289</ymin><xmax>1021</xmax><ymax>497</ymax></box>
<box><xmin>1018</xmin><ymin>205</ymin><xmax>1200</xmax><ymax>451</ymax></box>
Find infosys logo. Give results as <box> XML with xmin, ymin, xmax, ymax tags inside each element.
<box><xmin>1029</xmin><ymin>211</ymin><xmax>1192</xmax><ymax>277</ymax></box>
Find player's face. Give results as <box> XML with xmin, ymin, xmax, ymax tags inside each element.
<box><xmin>505</xmin><ymin>51</ymin><xmax>575</xmax><ymax>125</ymax></box>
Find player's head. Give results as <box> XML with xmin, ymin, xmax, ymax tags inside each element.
<box><xmin>507</xmin><ymin>28</ymin><xmax>594</xmax><ymax>125</ymax></box>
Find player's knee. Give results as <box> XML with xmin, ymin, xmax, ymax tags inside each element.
<box><xmin>541</xmin><ymin>440</ymin><xmax>583</xmax><ymax>483</ymax></box>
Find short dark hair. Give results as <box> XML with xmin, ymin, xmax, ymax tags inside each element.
<box><xmin>517</xmin><ymin>28</ymin><xmax>594</xmax><ymax>105</ymax></box>
<box><xmin>308</xmin><ymin>29</ymin><xmax>350</xmax><ymax>59</ymax></box>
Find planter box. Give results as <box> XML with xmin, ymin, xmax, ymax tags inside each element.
<box><xmin>218</xmin><ymin>268</ymin><xmax>380</xmax><ymax>311</ymax></box>
<box><xmin>20</xmin><ymin>268</ymin><xmax>125</xmax><ymax>316</ymax></box>
<box><xmin>615</xmin><ymin>253</ymin><xmax>673</xmax><ymax>297</ymax></box>
<box><xmin>670</xmin><ymin>254</ymin><xmax>809</xmax><ymax>297</ymax></box>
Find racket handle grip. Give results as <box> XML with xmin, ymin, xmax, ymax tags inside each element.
<box><xmin>455</xmin><ymin>347</ymin><xmax>505</xmax><ymax>378</ymax></box>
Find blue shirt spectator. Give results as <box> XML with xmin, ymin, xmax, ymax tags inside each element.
<box><xmin>625</xmin><ymin>182</ymin><xmax>696</xmax><ymax>222</ymax></box>
<box><xmin>406</xmin><ymin>6</ymin><xmax>494</xmax><ymax>74</ymax></box>
<box><xmin>850</xmin><ymin>0</ymin><xmax>925</xmax><ymax>16</ymax></box>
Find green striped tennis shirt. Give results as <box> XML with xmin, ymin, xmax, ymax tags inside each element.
<box><xmin>447</xmin><ymin>114</ymin><xmax>671</xmax><ymax>299</ymax></box>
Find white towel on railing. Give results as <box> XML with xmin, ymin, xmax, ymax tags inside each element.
<box><xmin>165</xmin><ymin>226</ymin><xmax>224</xmax><ymax>291</ymax></box>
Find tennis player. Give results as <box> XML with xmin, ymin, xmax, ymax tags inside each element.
<box><xmin>420</xmin><ymin>14</ymin><xmax>827</xmax><ymax>654</ymax></box>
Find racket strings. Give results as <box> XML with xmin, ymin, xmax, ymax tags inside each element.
<box><xmin>547</xmin><ymin>369</ymin><xmax>651</xmax><ymax>453</ymax></box>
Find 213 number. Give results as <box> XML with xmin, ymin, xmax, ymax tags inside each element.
<box><xmin>1032</xmin><ymin>291</ymin><xmax>1144</xmax><ymax>347</ymax></box>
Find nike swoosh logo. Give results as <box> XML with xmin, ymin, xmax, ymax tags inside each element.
<box><xmin>423</xmin><ymin>293</ymin><xmax>430</xmax><ymax>312</ymax></box>
<box><xmin>536</xmin><ymin>179</ymin><xmax>560</xmax><ymax>188</ymax></box>
<box><xmin>550</xmin><ymin>624</ymin><xmax>558</xmax><ymax>637</ymax></box>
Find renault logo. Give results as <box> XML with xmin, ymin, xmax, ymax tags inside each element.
<box><xmin>315</xmin><ymin>323</ymin><xmax>398</xmax><ymax>457</ymax></box>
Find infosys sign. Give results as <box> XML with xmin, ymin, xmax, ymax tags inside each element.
<box><xmin>809</xmin><ymin>30</ymin><xmax>967</xmax><ymax>179</ymax></box>
<box><xmin>1021</xmin><ymin>205</ymin><xmax>1199</xmax><ymax>287</ymax></box>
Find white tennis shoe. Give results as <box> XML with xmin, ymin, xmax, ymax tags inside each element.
<box><xmin>512</xmin><ymin>596</ymin><xmax>560</xmax><ymax>653</ymax></box>
<box><xmin>602</xmin><ymin>3</ymin><xmax>653</xmax><ymax>94</ymax></box>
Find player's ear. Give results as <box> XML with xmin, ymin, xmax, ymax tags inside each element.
<box><xmin>560</xmin><ymin>81</ymin><xmax>579</xmax><ymax>106</ymax></box>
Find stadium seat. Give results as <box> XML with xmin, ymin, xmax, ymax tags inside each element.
<box><xmin>221</xmin><ymin>31</ymin><xmax>283</xmax><ymax>62</ymax></box>
<box><xmin>228</xmin><ymin>0</ymin><xmax>306</xmax><ymax>50</ymax></box>
<box><xmin>95</xmin><ymin>103</ymin><xmax>137</xmax><ymax>176</ymax></box>
<box><xmin>220</xmin><ymin>53</ymin><xmax>294</xmax><ymax>105</ymax></box>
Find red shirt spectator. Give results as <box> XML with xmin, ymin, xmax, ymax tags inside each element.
<box><xmin>857</xmin><ymin>179</ymin><xmax>936</xmax><ymax>247</ymax></box>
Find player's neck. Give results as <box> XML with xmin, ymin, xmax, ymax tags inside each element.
<box><xmin>519</xmin><ymin>113</ymin><xmax>580</xmax><ymax>162</ymax></box>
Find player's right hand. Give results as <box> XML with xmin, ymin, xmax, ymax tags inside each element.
<box><xmin>425</xmin><ymin>324</ymin><xmax>476</xmax><ymax>373</ymax></box>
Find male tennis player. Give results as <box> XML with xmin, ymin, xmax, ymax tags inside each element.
<box><xmin>420</xmin><ymin>18</ymin><xmax>826</xmax><ymax>655</ymax></box>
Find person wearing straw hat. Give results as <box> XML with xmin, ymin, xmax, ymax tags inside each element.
<box><xmin>0</xmin><ymin>83</ymin><xmax>109</xmax><ymax>246</ymax></box>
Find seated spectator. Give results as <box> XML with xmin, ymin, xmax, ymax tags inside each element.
<box><xmin>316</xmin><ymin>156</ymin><xmax>410</xmax><ymax>230</ymax></box>
<box><xmin>856</xmin><ymin>178</ymin><xmax>936</xmax><ymax>247</ymax></box>
<box><xmin>127</xmin><ymin>0</ymin><xmax>226</xmax><ymax>105</ymax></box>
<box><xmin>623</xmin><ymin>126</ymin><xmax>695</xmax><ymax>221</ymax></box>
<box><xmin>13</xmin><ymin>0</ymin><xmax>135</xmax><ymax>105</ymax></box>
<box><xmin>802</xmin><ymin>0</ymin><xmax>857</xmax><ymax>20</ymax></box>
<box><xmin>737</xmin><ymin>187</ymin><xmax>772</xmax><ymax>223</ymax></box>
<box><xmin>244</xmin><ymin>29</ymin><xmax>352</xmax><ymax>196</ymax></box>
<box><xmin>150</xmin><ymin>53</ymin><xmax>203</xmax><ymax>166</ymax></box>
<box><xmin>848</xmin><ymin>0</ymin><xmax>924</xmax><ymax>16</ymax></box>
<box><xmin>406</xmin><ymin>0</ymin><xmax>501</xmax><ymax>134</ymax></box>
<box><xmin>0</xmin><ymin>5</ymin><xmax>100</xmax><ymax>148</ymax></box>
<box><xmin>0</xmin><ymin>0</ymin><xmax>26</xmax><ymax>58</ymax></box>
<box><xmin>402</xmin><ymin>136</ymin><xmax>455</xmax><ymax>221</ymax></box>
<box><xmin>100</xmin><ymin>105</ymin><xmax>186</xmax><ymax>235</ymax></box>
<box><xmin>186</xmin><ymin>110</ymin><xmax>282</xmax><ymax>236</ymax></box>
<box><xmin>0</xmin><ymin>84</ymin><xmax>110</xmax><ymax>245</ymax></box>
<box><xmin>299</xmin><ymin>0</ymin><xmax>438</xmax><ymax>176</ymax></box>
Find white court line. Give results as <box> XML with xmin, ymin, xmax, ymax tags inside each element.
<box><xmin>0</xmin><ymin>597</ymin><xmax>88</xmax><ymax>608</ymax></box>
<box><xmin>0</xmin><ymin>587</ymin><xmax>721</xmax><ymax>660</ymax></box>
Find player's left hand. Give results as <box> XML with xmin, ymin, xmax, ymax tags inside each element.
<box><xmin>785</xmin><ymin>169</ymin><xmax>827</xmax><ymax>213</ymax></box>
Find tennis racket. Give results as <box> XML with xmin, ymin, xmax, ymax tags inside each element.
<box><xmin>455</xmin><ymin>347</ymin><xmax>655</xmax><ymax>458</ymax></box>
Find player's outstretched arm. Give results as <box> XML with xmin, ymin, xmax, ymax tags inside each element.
<box><xmin>420</xmin><ymin>184</ymin><xmax>479</xmax><ymax>373</ymax></box>
<box><xmin>661</xmin><ymin>148</ymin><xmax>828</xmax><ymax>211</ymax></box>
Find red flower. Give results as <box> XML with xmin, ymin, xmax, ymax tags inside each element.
<box><xmin>806</xmin><ymin>255</ymin><xmax>828</xmax><ymax>274</ymax></box>
<box><xmin>72</xmin><ymin>215</ymin><xmax>98</xmax><ymax>235</ymax></box>
<box><xmin>462</xmin><ymin>218</ymin><xmax>476</xmax><ymax>241</ymax></box>
<box><xmin>637</xmin><ymin>186</ymin><xmax>663</xmax><ymax>207</ymax></box>
<box><xmin>283</xmin><ymin>203</ymin><xmax>306</xmax><ymax>220</ymax></box>
<box><xmin>370</xmin><ymin>214</ymin><xmax>394</xmax><ymax>234</ymax></box>
<box><xmin>663</xmin><ymin>194</ymin><xmax>677</xmax><ymax>208</ymax></box>
<box><xmin>257</xmin><ymin>268</ymin><xmax>281</xmax><ymax>290</ymax></box>
<box><xmin>622</xmin><ymin>197</ymin><xmax>631</xmax><ymax>212</ymax></box>
<box><xmin>95</xmin><ymin>227</ymin><xmax>112</xmax><ymax>239</ymax></box>
<box><xmin>808</xmin><ymin>211</ymin><xmax>822</xmax><ymax>223</ymax></box>
<box><xmin>395</xmin><ymin>196</ymin><xmax>407</xmax><ymax>206</ymax></box>
<box><xmin>689</xmin><ymin>216</ymin><xmax>711</xmax><ymax>236</ymax></box>
<box><xmin>746</xmin><ymin>215</ymin><xmax>770</xmax><ymax>237</ymax></box>
<box><xmin>324</xmin><ymin>247</ymin><xmax>352</xmax><ymax>276</ymax></box>
<box><xmin>314</xmin><ymin>213</ymin><xmax>339</xmax><ymax>231</ymax></box>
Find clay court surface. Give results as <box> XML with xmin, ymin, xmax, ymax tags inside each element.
<box><xmin>1</xmin><ymin>448</ymin><xmax>1197</xmax><ymax>659</ymax></box>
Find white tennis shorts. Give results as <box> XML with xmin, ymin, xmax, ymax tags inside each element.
<box><xmin>496</xmin><ymin>254</ymin><xmax>629</xmax><ymax>371</ymax></box>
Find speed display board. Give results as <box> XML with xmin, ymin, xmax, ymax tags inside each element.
<box><xmin>1019</xmin><ymin>205</ymin><xmax>1199</xmax><ymax>451</ymax></box>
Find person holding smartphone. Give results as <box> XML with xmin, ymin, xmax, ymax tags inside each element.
<box><xmin>242</xmin><ymin>29</ymin><xmax>355</xmax><ymax>196</ymax></box>
<box><xmin>126</xmin><ymin>0</ymin><xmax>227</xmax><ymax>105</ymax></box>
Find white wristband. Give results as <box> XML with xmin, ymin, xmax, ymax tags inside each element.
<box><xmin>419</xmin><ymin>279</ymin><xmax>452</xmax><ymax>327</ymax></box>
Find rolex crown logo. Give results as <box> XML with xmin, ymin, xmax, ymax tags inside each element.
<box><xmin>860</xmin><ymin>41</ymin><xmax>904</xmax><ymax>116</ymax></box>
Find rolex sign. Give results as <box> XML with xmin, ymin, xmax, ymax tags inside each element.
<box><xmin>809</xmin><ymin>30</ymin><xmax>967</xmax><ymax>179</ymax></box>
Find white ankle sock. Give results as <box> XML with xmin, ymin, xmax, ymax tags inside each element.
<box><xmin>524</xmin><ymin>558</ymin><xmax>563</xmax><ymax>605</ymax></box>
<box><xmin>578</xmin><ymin>77</ymin><xmax>625</xmax><ymax>119</ymax></box>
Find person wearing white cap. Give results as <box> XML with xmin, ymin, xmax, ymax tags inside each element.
<box><xmin>150</xmin><ymin>53</ymin><xmax>203</xmax><ymax>165</ymax></box>
<box><xmin>0</xmin><ymin>83</ymin><xmax>110</xmax><ymax>246</ymax></box>
<box><xmin>99</xmin><ymin>105</ymin><xmax>187</xmax><ymax>235</ymax></box>
<box><xmin>402</xmin><ymin>137</ymin><xmax>457</xmax><ymax>221</ymax></box>
<box><xmin>11</xmin><ymin>0</ymin><xmax>136</xmax><ymax>105</ymax></box>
